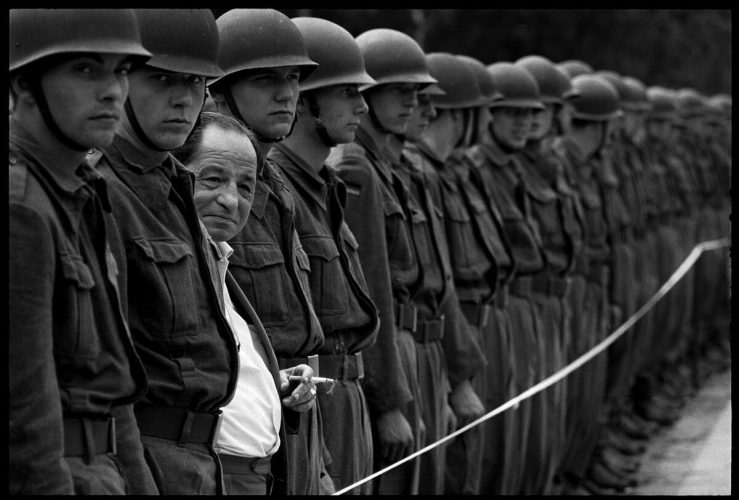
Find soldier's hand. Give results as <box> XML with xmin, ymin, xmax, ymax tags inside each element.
<box><xmin>449</xmin><ymin>379</ymin><xmax>485</xmax><ymax>427</ymax></box>
<box><xmin>376</xmin><ymin>408</ymin><xmax>414</xmax><ymax>463</ymax></box>
<box><xmin>279</xmin><ymin>364</ymin><xmax>316</xmax><ymax>412</ymax></box>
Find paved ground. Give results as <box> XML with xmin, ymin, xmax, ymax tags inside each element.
<box><xmin>626</xmin><ymin>368</ymin><xmax>731</xmax><ymax>495</ymax></box>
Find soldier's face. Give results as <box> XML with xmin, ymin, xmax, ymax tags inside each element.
<box><xmin>365</xmin><ymin>83</ymin><xmax>420</xmax><ymax>134</ymax></box>
<box><xmin>39</xmin><ymin>53</ymin><xmax>132</xmax><ymax>149</ymax></box>
<box><xmin>310</xmin><ymin>84</ymin><xmax>368</xmax><ymax>144</ymax></box>
<box><xmin>187</xmin><ymin>125</ymin><xmax>258</xmax><ymax>242</ymax></box>
<box><xmin>529</xmin><ymin>104</ymin><xmax>555</xmax><ymax>140</ymax></box>
<box><xmin>125</xmin><ymin>66</ymin><xmax>206</xmax><ymax>150</ymax></box>
<box><xmin>490</xmin><ymin>106</ymin><xmax>534</xmax><ymax>150</ymax></box>
<box><xmin>228</xmin><ymin>66</ymin><xmax>301</xmax><ymax>139</ymax></box>
<box><xmin>404</xmin><ymin>93</ymin><xmax>437</xmax><ymax>142</ymax></box>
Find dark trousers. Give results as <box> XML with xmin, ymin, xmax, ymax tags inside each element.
<box><xmin>220</xmin><ymin>453</ymin><xmax>273</xmax><ymax>495</ymax></box>
<box><xmin>140</xmin><ymin>437</ymin><xmax>221</xmax><ymax>495</ymax></box>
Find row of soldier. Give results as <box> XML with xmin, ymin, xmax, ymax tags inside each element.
<box><xmin>8</xmin><ymin>8</ymin><xmax>731</xmax><ymax>496</ymax></box>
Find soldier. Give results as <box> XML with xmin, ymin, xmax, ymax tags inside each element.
<box><xmin>402</xmin><ymin>52</ymin><xmax>507</xmax><ymax>495</ymax></box>
<box><xmin>173</xmin><ymin>112</ymin><xmax>318</xmax><ymax>494</ymax></box>
<box><xmin>90</xmin><ymin>9</ymin><xmax>238</xmax><ymax>495</ymax></box>
<box><xmin>514</xmin><ymin>54</ymin><xmax>582</xmax><ymax>495</ymax></box>
<box><xmin>281</xmin><ymin>18</ymin><xmax>422</xmax><ymax>496</ymax></box>
<box><xmin>550</xmin><ymin>74</ymin><xmax>628</xmax><ymax>494</ymax></box>
<box><xmin>266</xmin><ymin>17</ymin><xmax>385</xmax><ymax>495</ymax></box>
<box><xmin>206</xmin><ymin>9</ymin><xmax>331</xmax><ymax>494</ymax></box>
<box><xmin>9</xmin><ymin>9</ymin><xmax>155</xmax><ymax>495</ymax></box>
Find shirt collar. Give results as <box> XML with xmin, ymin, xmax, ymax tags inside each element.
<box><xmin>480</xmin><ymin>140</ymin><xmax>511</xmax><ymax>167</ymax></box>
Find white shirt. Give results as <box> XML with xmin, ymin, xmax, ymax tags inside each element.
<box><xmin>212</xmin><ymin>239</ymin><xmax>281</xmax><ymax>458</ymax></box>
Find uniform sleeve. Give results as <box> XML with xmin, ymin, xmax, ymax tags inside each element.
<box><xmin>336</xmin><ymin>155</ymin><xmax>413</xmax><ymax>414</ymax></box>
<box><xmin>9</xmin><ymin>202</ymin><xmax>74</xmax><ymax>494</ymax></box>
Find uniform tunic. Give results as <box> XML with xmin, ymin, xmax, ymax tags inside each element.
<box><xmin>9</xmin><ymin>121</ymin><xmax>153</xmax><ymax>495</ymax></box>
<box><xmin>97</xmin><ymin>135</ymin><xmax>239</xmax><ymax>495</ymax></box>
<box><xmin>269</xmin><ymin>143</ymin><xmax>379</xmax><ymax>495</ymax></box>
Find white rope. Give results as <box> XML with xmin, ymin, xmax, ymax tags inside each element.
<box><xmin>333</xmin><ymin>238</ymin><xmax>730</xmax><ymax>495</ymax></box>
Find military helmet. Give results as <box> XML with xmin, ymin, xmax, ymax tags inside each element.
<box><xmin>557</xmin><ymin>59</ymin><xmax>593</xmax><ymax>79</ymax></box>
<box><xmin>210</xmin><ymin>9</ymin><xmax>318</xmax><ymax>88</ymax></box>
<box><xmin>355</xmin><ymin>29</ymin><xmax>437</xmax><ymax>89</ymax></box>
<box><xmin>621</xmin><ymin>76</ymin><xmax>650</xmax><ymax>111</ymax></box>
<box><xmin>595</xmin><ymin>70</ymin><xmax>630</xmax><ymax>111</ymax></box>
<box><xmin>456</xmin><ymin>54</ymin><xmax>498</xmax><ymax>106</ymax></box>
<box><xmin>675</xmin><ymin>87</ymin><xmax>706</xmax><ymax>115</ymax></box>
<box><xmin>134</xmin><ymin>9</ymin><xmax>223</xmax><ymax>78</ymax></box>
<box><xmin>646</xmin><ymin>86</ymin><xmax>677</xmax><ymax>120</ymax></box>
<box><xmin>707</xmin><ymin>93</ymin><xmax>731</xmax><ymax>117</ymax></box>
<box><xmin>567</xmin><ymin>74</ymin><xmax>621</xmax><ymax>121</ymax></box>
<box><xmin>515</xmin><ymin>55</ymin><xmax>574</xmax><ymax>104</ymax></box>
<box><xmin>291</xmin><ymin>17</ymin><xmax>375</xmax><ymax>92</ymax></box>
<box><xmin>9</xmin><ymin>9</ymin><xmax>151</xmax><ymax>73</ymax></box>
<box><xmin>424</xmin><ymin>52</ymin><xmax>481</xmax><ymax>109</ymax></box>
<box><xmin>487</xmin><ymin>62</ymin><xmax>545</xmax><ymax>109</ymax></box>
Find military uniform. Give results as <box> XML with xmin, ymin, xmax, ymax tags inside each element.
<box><xmin>268</xmin><ymin>143</ymin><xmax>380</xmax><ymax>495</ymax></box>
<box><xmin>96</xmin><ymin>136</ymin><xmax>239</xmax><ymax>495</ymax></box>
<box><xmin>9</xmin><ymin>123</ymin><xmax>154</xmax><ymax>495</ymax></box>
<box><xmin>330</xmin><ymin>126</ymin><xmax>421</xmax><ymax>495</ymax></box>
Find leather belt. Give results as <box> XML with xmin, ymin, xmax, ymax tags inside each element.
<box><xmin>395</xmin><ymin>302</ymin><xmax>418</xmax><ymax>333</ymax></box>
<box><xmin>318</xmin><ymin>352</ymin><xmax>364</xmax><ymax>381</ymax></box>
<box><xmin>219</xmin><ymin>453</ymin><xmax>272</xmax><ymax>475</ymax></box>
<box><xmin>278</xmin><ymin>354</ymin><xmax>320</xmax><ymax>376</ymax></box>
<box><xmin>135</xmin><ymin>405</ymin><xmax>222</xmax><ymax>447</ymax></box>
<box><xmin>460</xmin><ymin>302</ymin><xmax>492</xmax><ymax>329</ymax></box>
<box><xmin>413</xmin><ymin>315</ymin><xmax>445</xmax><ymax>343</ymax></box>
<box><xmin>530</xmin><ymin>272</ymin><xmax>571</xmax><ymax>297</ymax></box>
<box><xmin>64</xmin><ymin>416</ymin><xmax>116</xmax><ymax>461</ymax></box>
<box><xmin>494</xmin><ymin>285</ymin><xmax>509</xmax><ymax>308</ymax></box>
<box><xmin>509</xmin><ymin>276</ymin><xmax>533</xmax><ymax>298</ymax></box>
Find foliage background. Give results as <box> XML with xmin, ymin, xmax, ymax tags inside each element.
<box><xmin>212</xmin><ymin>8</ymin><xmax>731</xmax><ymax>96</ymax></box>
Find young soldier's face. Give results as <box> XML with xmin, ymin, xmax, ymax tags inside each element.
<box><xmin>404</xmin><ymin>93</ymin><xmax>437</xmax><ymax>142</ymax></box>
<box><xmin>310</xmin><ymin>84</ymin><xmax>368</xmax><ymax>144</ymax></box>
<box><xmin>365</xmin><ymin>82</ymin><xmax>420</xmax><ymax>134</ymax></box>
<box><xmin>40</xmin><ymin>53</ymin><xmax>132</xmax><ymax>149</ymax></box>
<box><xmin>125</xmin><ymin>66</ymin><xmax>206</xmax><ymax>150</ymax></box>
<box><xmin>187</xmin><ymin>125</ymin><xmax>258</xmax><ymax>242</ymax></box>
<box><xmin>228</xmin><ymin>66</ymin><xmax>301</xmax><ymax>139</ymax></box>
<box><xmin>529</xmin><ymin>104</ymin><xmax>555</xmax><ymax>141</ymax></box>
<box><xmin>490</xmin><ymin>106</ymin><xmax>534</xmax><ymax>150</ymax></box>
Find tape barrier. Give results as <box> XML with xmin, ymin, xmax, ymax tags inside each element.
<box><xmin>333</xmin><ymin>238</ymin><xmax>730</xmax><ymax>495</ymax></box>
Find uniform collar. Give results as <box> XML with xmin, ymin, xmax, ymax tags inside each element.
<box><xmin>270</xmin><ymin>143</ymin><xmax>330</xmax><ymax>210</ymax></box>
<box><xmin>479</xmin><ymin>140</ymin><xmax>511</xmax><ymax>167</ymax></box>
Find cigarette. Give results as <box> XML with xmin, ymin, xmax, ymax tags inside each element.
<box><xmin>288</xmin><ymin>375</ymin><xmax>335</xmax><ymax>384</ymax></box>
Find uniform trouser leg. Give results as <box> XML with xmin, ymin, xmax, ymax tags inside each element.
<box><xmin>560</xmin><ymin>274</ymin><xmax>588</xmax><ymax>482</ymax></box>
<box><xmin>503</xmin><ymin>294</ymin><xmax>539</xmax><ymax>494</ymax></box>
<box><xmin>559</xmin><ymin>278</ymin><xmax>606</xmax><ymax>481</ymax></box>
<box><xmin>605</xmin><ymin>242</ymin><xmax>637</xmax><ymax>406</ymax></box>
<box><xmin>140</xmin><ymin>437</ymin><xmax>221</xmax><ymax>495</ymax></box>
<box><xmin>372</xmin><ymin>329</ymin><xmax>422</xmax><ymax>495</ymax></box>
<box><xmin>281</xmin><ymin>405</ymin><xmax>323</xmax><ymax>494</ymax></box>
<box><xmin>415</xmin><ymin>339</ymin><xmax>448</xmax><ymax>496</ymax></box>
<box><xmin>445</xmin><ymin>322</ymin><xmax>484</xmax><ymax>495</ymax></box>
<box><xmin>318</xmin><ymin>378</ymin><xmax>374</xmax><ymax>494</ymax></box>
<box><xmin>530</xmin><ymin>291</ymin><xmax>567</xmax><ymax>494</ymax></box>
<box><xmin>477</xmin><ymin>305</ymin><xmax>517</xmax><ymax>495</ymax></box>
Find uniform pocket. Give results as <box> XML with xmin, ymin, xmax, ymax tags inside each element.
<box><xmin>301</xmin><ymin>235</ymin><xmax>349</xmax><ymax>317</ymax></box>
<box><xmin>443</xmin><ymin>194</ymin><xmax>488</xmax><ymax>281</ymax></box>
<box><xmin>129</xmin><ymin>238</ymin><xmax>199</xmax><ymax>337</ymax></box>
<box><xmin>228</xmin><ymin>242</ymin><xmax>294</xmax><ymax>326</ymax></box>
<box><xmin>56</xmin><ymin>252</ymin><xmax>98</xmax><ymax>358</ymax></box>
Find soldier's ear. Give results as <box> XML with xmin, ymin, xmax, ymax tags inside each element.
<box><xmin>295</xmin><ymin>96</ymin><xmax>308</xmax><ymax>116</ymax></box>
<box><xmin>9</xmin><ymin>73</ymin><xmax>35</xmax><ymax>105</ymax></box>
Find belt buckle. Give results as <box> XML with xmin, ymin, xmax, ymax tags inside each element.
<box><xmin>409</xmin><ymin>305</ymin><xmax>418</xmax><ymax>333</ymax></box>
<box><xmin>439</xmin><ymin>315</ymin><xmax>446</xmax><ymax>341</ymax></box>
<box><xmin>210</xmin><ymin>411</ymin><xmax>223</xmax><ymax>448</ymax></box>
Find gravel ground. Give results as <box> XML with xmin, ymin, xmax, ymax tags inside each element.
<box><xmin>625</xmin><ymin>367</ymin><xmax>731</xmax><ymax>496</ymax></box>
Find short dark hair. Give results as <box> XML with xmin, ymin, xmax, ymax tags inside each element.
<box><xmin>173</xmin><ymin>111</ymin><xmax>256</xmax><ymax>165</ymax></box>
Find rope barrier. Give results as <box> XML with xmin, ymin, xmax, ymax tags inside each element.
<box><xmin>333</xmin><ymin>237</ymin><xmax>730</xmax><ymax>495</ymax></box>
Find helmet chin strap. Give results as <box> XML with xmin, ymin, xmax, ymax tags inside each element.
<box><xmin>223</xmin><ymin>85</ymin><xmax>296</xmax><ymax>143</ymax></box>
<box><xmin>125</xmin><ymin>99</ymin><xmax>169</xmax><ymax>152</ymax></box>
<box><xmin>303</xmin><ymin>93</ymin><xmax>337</xmax><ymax>148</ymax></box>
<box><xmin>29</xmin><ymin>78</ymin><xmax>88</xmax><ymax>152</ymax></box>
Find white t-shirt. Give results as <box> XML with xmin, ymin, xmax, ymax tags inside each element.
<box><xmin>212</xmin><ymin>240</ymin><xmax>281</xmax><ymax>458</ymax></box>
